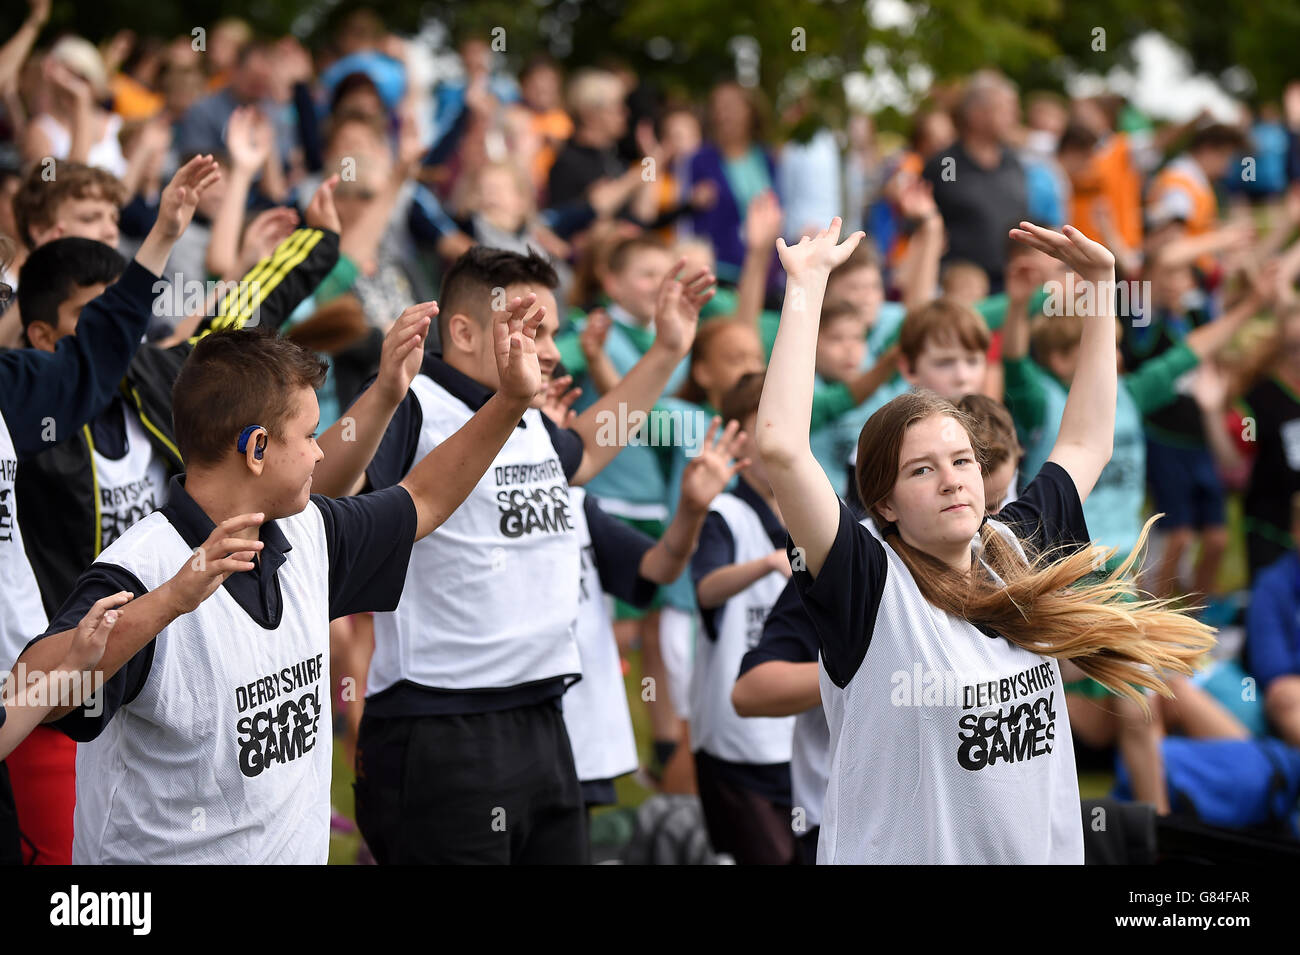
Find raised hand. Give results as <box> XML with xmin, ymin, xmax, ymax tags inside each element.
<box><xmin>154</xmin><ymin>154</ymin><xmax>222</xmax><ymax>240</ymax></box>
<box><xmin>226</xmin><ymin>106</ymin><xmax>272</xmax><ymax>173</ymax></box>
<box><xmin>492</xmin><ymin>293</ymin><xmax>547</xmax><ymax>403</ymax></box>
<box><xmin>776</xmin><ymin>217</ymin><xmax>864</xmax><ymax>282</ymax></box>
<box><xmin>896</xmin><ymin>178</ymin><xmax>938</xmax><ymax>222</ymax></box>
<box><xmin>239</xmin><ymin>206</ymin><xmax>300</xmax><ymax>272</ymax></box>
<box><xmin>652</xmin><ymin>258</ymin><xmax>716</xmax><ymax>357</ymax></box>
<box><xmin>744</xmin><ymin>189</ymin><xmax>784</xmax><ymax>251</ymax></box>
<box><xmin>58</xmin><ymin>591</ymin><xmax>133</xmax><ymax>674</ymax></box>
<box><xmin>305</xmin><ymin>174</ymin><xmax>342</xmax><ymax>233</ymax></box>
<box><xmin>376</xmin><ymin>302</ymin><xmax>435</xmax><ymax>404</ymax></box>
<box><xmin>1008</xmin><ymin>222</ymin><xmax>1115</xmax><ymax>281</ymax></box>
<box><xmin>161</xmin><ymin>513</ymin><xmax>265</xmax><ymax>617</ymax></box>
<box><xmin>579</xmin><ymin>308</ymin><xmax>612</xmax><ymax>362</ymax></box>
<box><xmin>540</xmin><ymin>375</ymin><xmax>582</xmax><ymax>429</ymax></box>
<box><xmin>680</xmin><ymin>416</ymin><xmax>749</xmax><ymax>512</ymax></box>
<box><xmin>1191</xmin><ymin>359</ymin><xmax>1230</xmax><ymax>412</ymax></box>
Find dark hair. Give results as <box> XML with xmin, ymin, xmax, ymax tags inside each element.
<box><xmin>955</xmin><ymin>393</ymin><xmax>1020</xmax><ymax>473</ymax></box>
<box><xmin>1057</xmin><ymin>122</ymin><xmax>1099</xmax><ymax>155</ymax></box>
<box><xmin>330</xmin><ymin>71</ymin><xmax>383</xmax><ymax>115</ymax></box>
<box><xmin>172</xmin><ymin>329</ymin><xmax>327</xmax><ymax>467</ymax></box>
<box><xmin>1189</xmin><ymin>123</ymin><xmax>1249</xmax><ymax>154</ymax></box>
<box><xmin>437</xmin><ymin>245</ymin><xmax>558</xmax><ymax>348</ymax></box>
<box><xmin>520</xmin><ymin>54</ymin><xmax>561</xmax><ymax>83</ymax></box>
<box><xmin>17</xmin><ymin>237</ymin><xmax>126</xmax><ymax>332</ymax></box>
<box><xmin>12</xmin><ymin>160</ymin><xmax>126</xmax><ymax>249</ymax></box>
<box><xmin>819</xmin><ymin>299</ymin><xmax>862</xmax><ymax>332</ymax></box>
<box><xmin>720</xmin><ymin>371</ymin><xmax>765</xmax><ymax>424</ymax></box>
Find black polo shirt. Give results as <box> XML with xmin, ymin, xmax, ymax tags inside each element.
<box><xmin>923</xmin><ymin>140</ymin><xmax>1028</xmax><ymax>288</ymax></box>
<box><xmin>358</xmin><ymin>352</ymin><xmax>588</xmax><ymax>717</ymax></box>
<box><xmin>583</xmin><ymin>494</ymin><xmax>658</xmax><ymax>609</ymax></box>
<box><xmin>28</xmin><ymin>473</ymin><xmax>417</xmax><ymax>741</ymax></box>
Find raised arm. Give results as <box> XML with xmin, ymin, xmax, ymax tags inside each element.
<box><xmin>567</xmin><ymin>262</ymin><xmax>715</xmax><ymax>485</ymax></box>
<box><xmin>398</xmin><ymin>295</ymin><xmax>544</xmax><ymax>539</ymax></box>
<box><xmin>17</xmin><ymin>513</ymin><xmax>265</xmax><ymax>723</ymax></box>
<box><xmin>205</xmin><ymin>107</ymin><xmax>272</xmax><ymax>280</ymax></box>
<box><xmin>1010</xmin><ymin>222</ymin><xmax>1117</xmax><ymax>503</ymax></box>
<box><xmin>639</xmin><ymin>417</ymin><xmax>748</xmax><ymax>584</ymax></box>
<box><xmin>314</xmin><ymin>302</ymin><xmax>436</xmax><ymax>497</ymax></box>
<box><xmin>735</xmin><ymin>190</ymin><xmax>783</xmax><ymax>329</ymax></box>
<box><xmin>756</xmin><ymin>218</ymin><xmax>863</xmax><ymax>578</ymax></box>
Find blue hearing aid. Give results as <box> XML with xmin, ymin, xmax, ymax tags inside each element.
<box><xmin>237</xmin><ymin>425</ymin><xmax>267</xmax><ymax>460</ymax></box>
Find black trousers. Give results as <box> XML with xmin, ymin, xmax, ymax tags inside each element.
<box><xmin>354</xmin><ymin>700</ymin><xmax>587</xmax><ymax>864</ymax></box>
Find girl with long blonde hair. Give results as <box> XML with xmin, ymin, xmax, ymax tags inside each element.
<box><xmin>756</xmin><ymin>218</ymin><xmax>1214</xmax><ymax>864</ymax></box>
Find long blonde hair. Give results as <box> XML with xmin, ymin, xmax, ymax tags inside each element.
<box><xmin>855</xmin><ymin>390</ymin><xmax>1215</xmax><ymax>710</ymax></box>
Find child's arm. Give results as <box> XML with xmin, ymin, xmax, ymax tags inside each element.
<box><xmin>1011</xmin><ymin>223</ymin><xmax>1117</xmax><ymax>504</ymax></box>
<box><xmin>1191</xmin><ymin>361</ymin><xmax>1252</xmax><ymax>485</ymax></box>
<box><xmin>732</xmin><ymin>661</ymin><xmax>820</xmax><ymax>717</ymax></box>
<box><xmin>313</xmin><ymin>302</ymin><xmax>436</xmax><ymax>497</ymax></box>
<box><xmin>757</xmin><ymin>218</ymin><xmax>864</xmax><ymax>578</ymax></box>
<box><xmin>17</xmin><ymin>512</ymin><xmax>266</xmax><ymax>724</ymax></box>
<box><xmin>896</xmin><ymin>179</ymin><xmax>944</xmax><ymax>313</ymax></box>
<box><xmin>999</xmin><ymin>255</ymin><xmax>1049</xmax><ymax>434</ymax></box>
<box><xmin>0</xmin><ymin>156</ymin><xmax>222</xmax><ymax>456</ymax></box>
<box><xmin>205</xmin><ymin>107</ymin><xmax>270</xmax><ymax>280</ymax></box>
<box><xmin>696</xmin><ymin>551</ymin><xmax>790</xmax><ymax>610</ymax></box>
<box><xmin>735</xmin><ymin>190</ymin><xmax>783</xmax><ymax>329</ymax></box>
<box><xmin>579</xmin><ymin>309</ymin><xmax>620</xmax><ymax>396</ymax></box>
<box><xmin>397</xmin><ymin>295</ymin><xmax>546</xmax><ymax>540</ymax></box>
<box><xmin>0</xmin><ymin>591</ymin><xmax>129</xmax><ymax>758</ymax></box>
<box><xmin>567</xmin><ymin>263</ymin><xmax>715</xmax><ymax>486</ymax></box>
<box><xmin>639</xmin><ymin>417</ymin><xmax>747</xmax><ymax>585</ymax></box>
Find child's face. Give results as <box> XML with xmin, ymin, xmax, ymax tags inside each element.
<box><xmin>37</xmin><ymin>197</ymin><xmax>120</xmax><ymax>249</ymax></box>
<box><xmin>661</xmin><ymin>112</ymin><xmax>701</xmax><ymax>160</ymax></box>
<box><xmin>476</xmin><ymin>166</ymin><xmax>529</xmax><ymax>230</ymax></box>
<box><xmin>942</xmin><ymin>270</ymin><xmax>989</xmax><ymax>308</ymax></box>
<box><xmin>465</xmin><ymin>284</ymin><xmax>561</xmax><ymax>407</ymax></box>
<box><xmin>816</xmin><ymin>316</ymin><xmax>867</xmax><ymax>383</ymax></box>
<box><xmin>983</xmin><ymin>456</ymin><xmax>1017</xmax><ymax>514</ymax></box>
<box><xmin>521</xmin><ymin>66</ymin><xmax>561</xmax><ymax>112</ymax></box>
<box><xmin>603</xmin><ymin>248</ymin><xmax>672</xmax><ymax>325</ymax></box>
<box><xmin>261</xmin><ymin>387</ymin><xmax>325</xmax><ymax>519</ymax></box>
<box><xmin>877</xmin><ymin>413</ymin><xmax>984</xmax><ymax>550</ymax></box>
<box><xmin>825</xmin><ymin>265</ymin><xmax>883</xmax><ymax>327</ymax></box>
<box><xmin>904</xmin><ymin>341</ymin><xmax>987</xmax><ymax>401</ymax></box>
<box><xmin>28</xmin><ymin>281</ymin><xmax>107</xmax><ymax>351</ymax></box>
<box><xmin>1150</xmin><ymin>260</ymin><xmax>1195</xmax><ymax>311</ymax></box>
<box><xmin>695</xmin><ymin>325</ymin><xmax>764</xmax><ymax>405</ymax></box>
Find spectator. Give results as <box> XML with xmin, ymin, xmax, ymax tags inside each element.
<box><xmin>1247</xmin><ymin>491</ymin><xmax>1300</xmax><ymax>747</ymax></box>
<box><xmin>23</xmin><ymin>37</ymin><xmax>127</xmax><ymax>177</ymax></box>
<box><xmin>923</xmin><ymin>70</ymin><xmax>1028</xmax><ymax>290</ymax></box>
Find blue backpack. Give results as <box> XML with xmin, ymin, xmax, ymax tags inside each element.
<box><xmin>1112</xmin><ymin>737</ymin><xmax>1300</xmax><ymax>837</ymax></box>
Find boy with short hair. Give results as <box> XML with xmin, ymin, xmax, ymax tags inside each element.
<box><xmin>354</xmin><ymin>244</ymin><xmax>715</xmax><ymax>864</ymax></box>
<box><xmin>13</xmin><ymin>296</ymin><xmax>551</xmax><ymax>864</ymax></box>
<box><xmin>11</xmin><ymin>160</ymin><xmax>127</xmax><ymax>252</ymax></box>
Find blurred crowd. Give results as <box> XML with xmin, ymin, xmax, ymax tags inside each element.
<box><xmin>4</xmin><ymin>0</ymin><xmax>1300</xmax><ymax>858</ymax></box>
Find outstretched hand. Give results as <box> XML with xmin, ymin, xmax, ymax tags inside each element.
<box><xmin>1008</xmin><ymin>222</ymin><xmax>1115</xmax><ymax>282</ymax></box>
<box><xmin>776</xmin><ymin>217</ymin><xmax>864</xmax><ymax>282</ymax></box>
<box><xmin>377</xmin><ymin>302</ymin><xmax>436</xmax><ymax>404</ymax></box>
<box><xmin>161</xmin><ymin>513</ymin><xmax>265</xmax><ymax>617</ymax></box>
<box><xmin>305</xmin><ymin>174</ymin><xmax>342</xmax><ymax>233</ymax></box>
<box><xmin>154</xmin><ymin>154</ymin><xmax>222</xmax><ymax>240</ymax></box>
<box><xmin>58</xmin><ymin>591</ymin><xmax>134</xmax><ymax>675</ymax></box>
<box><xmin>540</xmin><ymin>375</ymin><xmax>582</xmax><ymax>429</ymax></box>
<box><xmin>680</xmin><ymin>416</ymin><xmax>750</xmax><ymax>512</ymax></box>
<box><xmin>652</xmin><ymin>258</ymin><xmax>716</xmax><ymax>357</ymax></box>
<box><xmin>493</xmin><ymin>293</ymin><xmax>547</xmax><ymax>403</ymax></box>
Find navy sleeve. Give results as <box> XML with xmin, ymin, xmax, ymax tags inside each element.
<box><xmin>690</xmin><ymin>512</ymin><xmax>736</xmax><ymax>584</ymax></box>
<box><xmin>789</xmin><ymin>502</ymin><xmax>889</xmax><ymax>689</ymax></box>
<box><xmin>25</xmin><ymin>563</ymin><xmax>155</xmax><ymax>742</ymax></box>
<box><xmin>583</xmin><ymin>495</ymin><xmax>656</xmax><ymax>608</ymax></box>
<box><xmin>0</xmin><ymin>261</ymin><xmax>156</xmax><ymax>459</ymax></box>
<box><xmin>311</xmin><ymin>486</ymin><xmax>418</xmax><ymax>618</ymax></box>
<box><xmin>361</xmin><ymin>388</ymin><xmax>424</xmax><ymax>490</ymax></box>
<box><xmin>993</xmin><ymin>460</ymin><xmax>1091</xmax><ymax>560</ymax></box>
<box><xmin>738</xmin><ymin>577</ymin><xmax>821</xmax><ymax>676</ymax></box>
<box><xmin>539</xmin><ymin>413</ymin><xmax>583</xmax><ymax>481</ymax></box>
<box><xmin>691</xmin><ymin>511</ymin><xmax>736</xmax><ymax>643</ymax></box>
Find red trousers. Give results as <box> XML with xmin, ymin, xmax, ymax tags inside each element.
<box><xmin>5</xmin><ymin>725</ymin><xmax>75</xmax><ymax>864</ymax></box>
